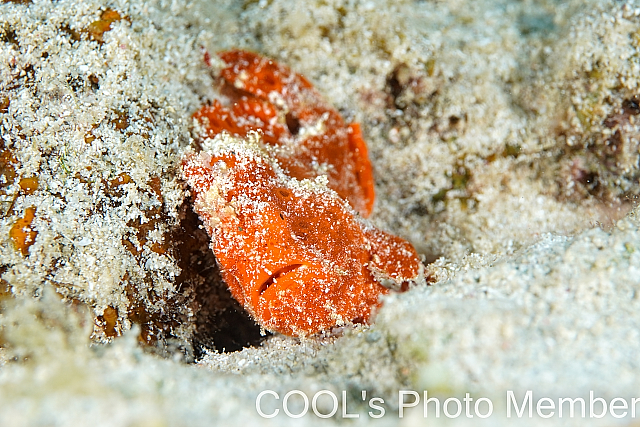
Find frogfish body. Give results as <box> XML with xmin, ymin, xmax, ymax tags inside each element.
<box><xmin>182</xmin><ymin>50</ymin><xmax>423</xmax><ymax>336</ymax></box>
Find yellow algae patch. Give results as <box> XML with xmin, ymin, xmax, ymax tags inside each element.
<box><xmin>109</xmin><ymin>172</ymin><xmax>131</xmax><ymax>188</ymax></box>
<box><xmin>0</xmin><ymin>97</ymin><xmax>9</xmax><ymax>113</ymax></box>
<box><xmin>10</xmin><ymin>206</ymin><xmax>37</xmax><ymax>256</ymax></box>
<box><xmin>86</xmin><ymin>9</ymin><xmax>127</xmax><ymax>43</ymax></box>
<box><xmin>97</xmin><ymin>306</ymin><xmax>119</xmax><ymax>338</ymax></box>
<box><xmin>0</xmin><ymin>278</ymin><xmax>10</xmax><ymax>303</ymax></box>
<box><xmin>18</xmin><ymin>177</ymin><xmax>38</xmax><ymax>195</ymax></box>
<box><xmin>0</xmin><ymin>148</ymin><xmax>16</xmax><ymax>196</ymax></box>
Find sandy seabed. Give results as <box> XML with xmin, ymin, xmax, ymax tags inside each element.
<box><xmin>2</xmin><ymin>0</ymin><xmax>640</xmax><ymax>425</ymax></box>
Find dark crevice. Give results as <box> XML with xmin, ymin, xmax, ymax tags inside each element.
<box><xmin>168</xmin><ymin>204</ymin><xmax>268</xmax><ymax>356</ymax></box>
<box><xmin>285</xmin><ymin>112</ymin><xmax>300</xmax><ymax>135</ymax></box>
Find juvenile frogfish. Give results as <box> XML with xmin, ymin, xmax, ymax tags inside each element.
<box><xmin>182</xmin><ymin>50</ymin><xmax>423</xmax><ymax>336</ymax></box>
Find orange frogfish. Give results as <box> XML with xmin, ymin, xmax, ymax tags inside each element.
<box><xmin>182</xmin><ymin>50</ymin><xmax>423</xmax><ymax>336</ymax></box>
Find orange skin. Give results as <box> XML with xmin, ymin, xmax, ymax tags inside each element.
<box><xmin>194</xmin><ymin>50</ymin><xmax>375</xmax><ymax>217</ymax></box>
<box><xmin>183</xmin><ymin>50</ymin><xmax>422</xmax><ymax>336</ymax></box>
